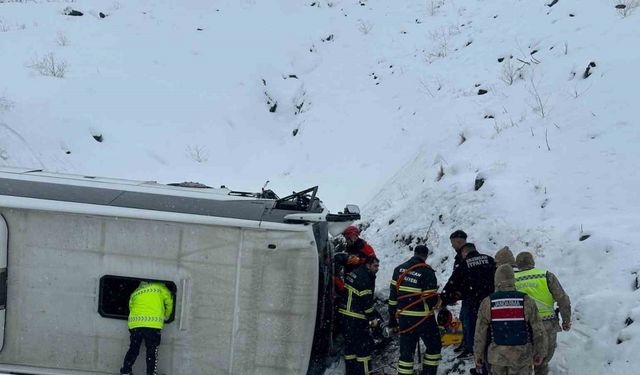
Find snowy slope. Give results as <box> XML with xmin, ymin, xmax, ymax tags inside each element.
<box><xmin>358</xmin><ymin>1</ymin><xmax>640</xmax><ymax>375</ymax></box>
<box><xmin>2</xmin><ymin>0</ymin><xmax>640</xmax><ymax>374</ymax></box>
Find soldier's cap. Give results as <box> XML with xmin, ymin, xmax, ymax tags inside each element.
<box><xmin>516</xmin><ymin>251</ymin><xmax>535</xmax><ymax>269</ymax></box>
<box><xmin>449</xmin><ymin>230</ymin><xmax>467</xmax><ymax>240</ymax></box>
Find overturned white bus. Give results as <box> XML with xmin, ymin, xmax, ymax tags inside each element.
<box><xmin>0</xmin><ymin>167</ymin><xmax>359</xmax><ymax>375</ymax></box>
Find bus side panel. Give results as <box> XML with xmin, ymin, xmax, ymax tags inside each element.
<box><xmin>0</xmin><ymin>208</ymin><xmax>318</xmax><ymax>375</ymax></box>
<box><xmin>0</xmin><ymin>209</ymin><xmax>236</xmax><ymax>374</ymax></box>
<box><xmin>0</xmin><ymin>209</ymin><xmax>110</xmax><ymax>370</ymax></box>
<box><xmin>230</xmin><ymin>228</ymin><xmax>319</xmax><ymax>375</ymax></box>
<box><xmin>173</xmin><ymin>222</ymin><xmax>243</xmax><ymax>374</ymax></box>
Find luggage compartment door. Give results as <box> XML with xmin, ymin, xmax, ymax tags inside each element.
<box><xmin>0</xmin><ymin>215</ymin><xmax>6</xmax><ymax>351</ymax></box>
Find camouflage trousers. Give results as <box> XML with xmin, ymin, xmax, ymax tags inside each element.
<box><xmin>535</xmin><ymin>320</ymin><xmax>559</xmax><ymax>375</ymax></box>
<box><xmin>490</xmin><ymin>364</ymin><xmax>532</xmax><ymax>375</ymax></box>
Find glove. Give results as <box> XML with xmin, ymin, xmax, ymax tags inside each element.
<box><xmin>346</xmin><ymin>255</ymin><xmax>361</xmax><ymax>266</ymax></box>
<box><xmin>562</xmin><ymin>321</ymin><xmax>571</xmax><ymax>331</ymax></box>
<box><xmin>333</xmin><ymin>253</ymin><xmax>348</xmax><ymax>266</ymax></box>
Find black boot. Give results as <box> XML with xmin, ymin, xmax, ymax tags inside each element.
<box><xmin>419</xmin><ymin>367</ymin><xmax>438</xmax><ymax>375</ymax></box>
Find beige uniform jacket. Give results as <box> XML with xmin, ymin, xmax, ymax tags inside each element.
<box><xmin>474</xmin><ymin>287</ymin><xmax>548</xmax><ymax>367</ymax></box>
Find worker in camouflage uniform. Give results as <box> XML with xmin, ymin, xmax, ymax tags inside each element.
<box><xmin>120</xmin><ymin>281</ymin><xmax>174</xmax><ymax>375</ymax></box>
<box><xmin>474</xmin><ymin>265</ymin><xmax>547</xmax><ymax>375</ymax></box>
<box><xmin>515</xmin><ymin>252</ymin><xmax>571</xmax><ymax>375</ymax></box>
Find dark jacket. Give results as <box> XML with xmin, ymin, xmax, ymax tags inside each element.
<box><xmin>388</xmin><ymin>256</ymin><xmax>439</xmax><ymax>327</ymax></box>
<box><xmin>443</xmin><ymin>245</ymin><xmax>495</xmax><ymax>308</ymax></box>
<box><xmin>442</xmin><ymin>249</ymin><xmax>464</xmax><ymax>302</ymax></box>
<box><xmin>337</xmin><ymin>264</ymin><xmax>377</xmax><ymax>320</ymax></box>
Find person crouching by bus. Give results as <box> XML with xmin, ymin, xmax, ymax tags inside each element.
<box><xmin>338</xmin><ymin>256</ymin><xmax>380</xmax><ymax>375</ymax></box>
<box><xmin>388</xmin><ymin>245</ymin><xmax>442</xmax><ymax>375</ymax></box>
<box><xmin>120</xmin><ymin>281</ymin><xmax>174</xmax><ymax>375</ymax></box>
<box><xmin>474</xmin><ymin>265</ymin><xmax>547</xmax><ymax>375</ymax></box>
<box><xmin>333</xmin><ymin>225</ymin><xmax>377</xmax><ymax>296</ymax></box>
<box><xmin>341</xmin><ymin>225</ymin><xmax>377</xmax><ymax>273</ymax></box>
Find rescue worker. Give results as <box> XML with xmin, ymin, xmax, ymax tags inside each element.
<box><xmin>441</xmin><ymin>242</ymin><xmax>495</xmax><ymax>359</ymax></box>
<box><xmin>442</xmin><ymin>230</ymin><xmax>468</xmax><ymax>354</ymax></box>
<box><xmin>472</xmin><ymin>245</ymin><xmax>518</xmax><ymax>372</ymax></box>
<box><xmin>338</xmin><ymin>225</ymin><xmax>377</xmax><ymax>273</ymax></box>
<box><xmin>515</xmin><ymin>252</ymin><xmax>571</xmax><ymax>375</ymax></box>
<box><xmin>495</xmin><ymin>246</ymin><xmax>517</xmax><ymax>269</ymax></box>
<box><xmin>334</xmin><ymin>225</ymin><xmax>377</xmax><ymax>293</ymax></box>
<box><xmin>388</xmin><ymin>245</ymin><xmax>442</xmax><ymax>375</ymax></box>
<box><xmin>474</xmin><ymin>265</ymin><xmax>547</xmax><ymax>375</ymax></box>
<box><xmin>120</xmin><ymin>281</ymin><xmax>174</xmax><ymax>375</ymax></box>
<box><xmin>338</xmin><ymin>256</ymin><xmax>380</xmax><ymax>375</ymax></box>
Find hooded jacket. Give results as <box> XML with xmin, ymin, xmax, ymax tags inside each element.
<box><xmin>495</xmin><ymin>246</ymin><xmax>517</xmax><ymax>269</ymax></box>
<box><xmin>128</xmin><ymin>281</ymin><xmax>174</xmax><ymax>330</ymax></box>
<box><xmin>515</xmin><ymin>251</ymin><xmax>571</xmax><ymax>325</ymax></box>
<box><xmin>474</xmin><ymin>265</ymin><xmax>547</xmax><ymax>367</ymax></box>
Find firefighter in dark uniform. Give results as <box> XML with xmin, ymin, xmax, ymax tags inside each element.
<box><xmin>338</xmin><ymin>256</ymin><xmax>380</xmax><ymax>375</ymax></box>
<box><xmin>333</xmin><ymin>225</ymin><xmax>377</xmax><ymax>292</ymax></box>
<box><xmin>388</xmin><ymin>245</ymin><xmax>441</xmax><ymax>375</ymax></box>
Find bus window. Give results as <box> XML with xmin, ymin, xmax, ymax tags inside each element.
<box><xmin>98</xmin><ymin>275</ymin><xmax>176</xmax><ymax>323</ymax></box>
<box><xmin>0</xmin><ymin>215</ymin><xmax>7</xmax><ymax>351</ymax></box>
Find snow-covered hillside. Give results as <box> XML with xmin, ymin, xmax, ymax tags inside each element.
<box><xmin>2</xmin><ymin>0</ymin><xmax>639</xmax><ymax>374</ymax></box>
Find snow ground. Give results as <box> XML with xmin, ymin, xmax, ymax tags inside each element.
<box><xmin>1</xmin><ymin>0</ymin><xmax>639</xmax><ymax>374</ymax></box>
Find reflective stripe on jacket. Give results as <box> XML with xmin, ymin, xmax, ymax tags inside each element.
<box><xmin>514</xmin><ymin>268</ymin><xmax>555</xmax><ymax>319</ymax></box>
<box><xmin>388</xmin><ymin>256</ymin><xmax>438</xmax><ymax>325</ymax></box>
<box><xmin>128</xmin><ymin>282</ymin><xmax>174</xmax><ymax>329</ymax></box>
<box><xmin>338</xmin><ymin>265</ymin><xmax>376</xmax><ymax>320</ymax></box>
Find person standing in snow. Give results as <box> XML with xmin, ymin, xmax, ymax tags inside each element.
<box><xmin>441</xmin><ymin>242</ymin><xmax>495</xmax><ymax>360</ymax></box>
<box><xmin>441</xmin><ymin>230</ymin><xmax>468</xmax><ymax>354</ymax></box>
<box><xmin>388</xmin><ymin>245</ymin><xmax>442</xmax><ymax>375</ymax></box>
<box><xmin>120</xmin><ymin>281</ymin><xmax>174</xmax><ymax>375</ymax></box>
<box><xmin>474</xmin><ymin>265</ymin><xmax>547</xmax><ymax>375</ymax></box>
<box><xmin>515</xmin><ymin>252</ymin><xmax>571</xmax><ymax>375</ymax></box>
<box><xmin>338</xmin><ymin>256</ymin><xmax>380</xmax><ymax>375</ymax></box>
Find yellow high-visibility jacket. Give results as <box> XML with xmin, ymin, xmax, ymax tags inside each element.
<box><xmin>128</xmin><ymin>282</ymin><xmax>174</xmax><ymax>330</ymax></box>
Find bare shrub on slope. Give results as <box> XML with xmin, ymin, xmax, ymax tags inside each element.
<box><xmin>28</xmin><ymin>53</ymin><xmax>68</xmax><ymax>78</ymax></box>
<box><xmin>615</xmin><ymin>0</ymin><xmax>640</xmax><ymax>17</ymax></box>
